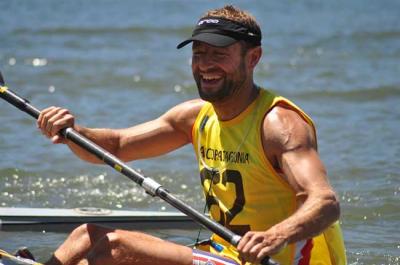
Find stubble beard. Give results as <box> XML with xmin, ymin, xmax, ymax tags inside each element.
<box><xmin>194</xmin><ymin>60</ymin><xmax>247</xmax><ymax>103</ymax></box>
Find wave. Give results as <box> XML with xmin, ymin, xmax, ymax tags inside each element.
<box><xmin>12</xmin><ymin>26</ymin><xmax>193</xmax><ymax>36</ymax></box>
<box><xmin>349</xmin><ymin>30</ymin><xmax>400</xmax><ymax>41</ymax></box>
<box><xmin>292</xmin><ymin>85</ymin><xmax>400</xmax><ymax>101</ymax></box>
<box><xmin>301</xmin><ymin>30</ymin><xmax>400</xmax><ymax>51</ymax></box>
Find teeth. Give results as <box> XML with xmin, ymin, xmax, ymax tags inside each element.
<box><xmin>202</xmin><ymin>75</ymin><xmax>220</xmax><ymax>81</ymax></box>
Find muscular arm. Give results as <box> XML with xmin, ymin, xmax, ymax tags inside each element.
<box><xmin>237</xmin><ymin>104</ymin><xmax>340</xmax><ymax>262</ymax></box>
<box><xmin>37</xmin><ymin>99</ymin><xmax>204</xmax><ymax>164</ymax></box>
<box><xmin>265</xmin><ymin>104</ymin><xmax>340</xmax><ymax>241</ymax></box>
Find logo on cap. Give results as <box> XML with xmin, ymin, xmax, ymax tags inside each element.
<box><xmin>198</xmin><ymin>19</ymin><xmax>219</xmax><ymax>25</ymax></box>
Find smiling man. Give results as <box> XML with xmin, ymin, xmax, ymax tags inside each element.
<box><xmin>34</xmin><ymin>5</ymin><xmax>346</xmax><ymax>265</ymax></box>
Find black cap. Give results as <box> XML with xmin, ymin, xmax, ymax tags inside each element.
<box><xmin>177</xmin><ymin>17</ymin><xmax>261</xmax><ymax>49</ymax></box>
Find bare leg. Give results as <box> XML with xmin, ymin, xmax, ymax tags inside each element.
<box><xmin>46</xmin><ymin>224</ymin><xmax>114</xmax><ymax>265</ymax></box>
<box><xmin>46</xmin><ymin>223</ymin><xmax>193</xmax><ymax>265</ymax></box>
<box><xmin>84</xmin><ymin>229</ymin><xmax>192</xmax><ymax>265</ymax></box>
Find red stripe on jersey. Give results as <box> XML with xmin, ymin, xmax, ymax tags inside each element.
<box><xmin>298</xmin><ymin>239</ymin><xmax>313</xmax><ymax>265</ymax></box>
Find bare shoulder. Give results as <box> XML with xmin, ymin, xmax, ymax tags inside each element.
<box><xmin>162</xmin><ymin>98</ymin><xmax>206</xmax><ymax>135</ymax></box>
<box><xmin>163</xmin><ymin>98</ymin><xmax>205</xmax><ymax>123</ymax></box>
<box><xmin>262</xmin><ymin>104</ymin><xmax>317</xmax><ymax>161</ymax></box>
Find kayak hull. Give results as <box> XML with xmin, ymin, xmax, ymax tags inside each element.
<box><xmin>0</xmin><ymin>207</ymin><xmax>201</xmax><ymax>232</ymax></box>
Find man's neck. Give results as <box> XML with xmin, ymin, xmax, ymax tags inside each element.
<box><xmin>212</xmin><ymin>82</ymin><xmax>259</xmax><ymax>121</ymax></box>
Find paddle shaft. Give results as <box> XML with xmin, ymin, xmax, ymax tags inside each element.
<box><xmin>0</xmin><ymin>77</ymin><xmax>278</xmax><ymax>265</ymax></box>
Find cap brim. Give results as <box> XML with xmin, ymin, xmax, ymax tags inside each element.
<box><xmin>177</xmin><ymin>32</ymin><xmax>237</xmax><ymax>49</ymax></box>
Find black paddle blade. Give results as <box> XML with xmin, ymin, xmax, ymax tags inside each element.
<box><xmin>0</xmin><ymin>71</ymin><xmax>4</xmax><ymax>86</ymax></box>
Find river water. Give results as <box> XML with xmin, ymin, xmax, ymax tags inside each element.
<box><xmin>0</xmin><ymin>1</ymin><xmax>399</xmax><ymax>264</ymax></box>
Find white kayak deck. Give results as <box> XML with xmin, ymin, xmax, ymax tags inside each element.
<box><xmin>0</xmin><ymin>207</ymin><xmax>201</xmax><ymax>232</ymax></box>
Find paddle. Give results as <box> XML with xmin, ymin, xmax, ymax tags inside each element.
<box><xmin>0</xmin><ymin>72</ymin><xmax>278</xmax><ymax>265</ymax></box>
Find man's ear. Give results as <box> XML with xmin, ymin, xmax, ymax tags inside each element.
<box><xmin>247</xmin><ymin>46</ymin><xmax>262</xmax><ymax>69</ymax></box>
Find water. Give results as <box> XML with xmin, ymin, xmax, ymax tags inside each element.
<box><xmin>0</xmin><ymin>0</ymin><xmax>399</xmax><ymax>264</ymax></box>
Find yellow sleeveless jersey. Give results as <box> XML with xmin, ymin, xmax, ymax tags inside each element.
<box><xmin>192</xmin><ymin>89</ymin><xmax>346</xmax><ymax>265</ymax></box>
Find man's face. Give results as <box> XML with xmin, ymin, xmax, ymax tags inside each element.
<box><xmin>191</xmin><ymin>41</ymin><xmax>248</xmax><ymax>103</ymax></box>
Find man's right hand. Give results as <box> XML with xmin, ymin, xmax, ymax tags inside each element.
<box><xmin>37</xmin><ymin>106</ymin><xmax>75</xmax><ymax>144</ymax></box>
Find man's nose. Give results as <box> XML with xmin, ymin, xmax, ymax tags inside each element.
<box><xmin>197</xmin><ymin>54</ymin><xmax>215</xmax><ymax>71</ymax></box>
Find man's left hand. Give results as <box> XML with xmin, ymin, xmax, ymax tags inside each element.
<box><xmin>237</xmin><ymin>229</ymin><xmax>287</xmax><ymax>264</ymax></box>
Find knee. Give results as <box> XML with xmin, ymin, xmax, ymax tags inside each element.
<box><xmin>70</xmin><ymin>223</ymin><xmax>103</xmax><ymax>243</ymax></box>
<box><xmin>71</xmin><ymin>223</ymin><xmax>93</xmax><ymax>236</ymax></box>
<box><xmin>105</xmin><ymin>231</ymin><xmax>134</xmax><ymax>259</ymax></box>
<box><xmin>70</xmin><ymin>223</ymin><xmax>89</xmax><ymax>240</ymax></box>
<box><xmin>105</xmin><ymin>231</ymin><xmax>124</xmax><ymax>249</ymax></box>
<box><xmin>86</xmin><ymin>232</ymin><xmax>126</xmax><ymax>265</ymax></box>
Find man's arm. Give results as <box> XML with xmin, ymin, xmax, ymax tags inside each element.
<box><xmin>237</xmin><ymin>104</ymin><xmax>340</xmax><ymax>263</ymax></box>
<box><xmin>37</xmin><ymin>99</ymin><xmax>204</xmax><ymax>163</ymax></box>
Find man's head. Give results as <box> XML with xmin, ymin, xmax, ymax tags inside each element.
<box><xmin>178</xmin><ymin>5</ymin><xmax>262</xmax><ymax>103</ymax></box>
<box><xmin>177</xmin><ymin>5</ymin><xmax>262</xmax><ymax>51</ymax></box>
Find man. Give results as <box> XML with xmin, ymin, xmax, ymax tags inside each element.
<box><xmin>36</xmin><ymin>5</ymin><xmax>346</xmax><ymax>265</ymax></box>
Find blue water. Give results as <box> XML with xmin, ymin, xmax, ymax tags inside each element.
<box><xmin>1</xmin><ymin>1</ymin><xmax>399</xmax><ymax>264</ymax></box>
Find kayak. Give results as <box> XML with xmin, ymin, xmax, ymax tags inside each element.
<box><xmin>0</xmin><ymin>207</ymin><xmax>200</xmax><ymax>232</ymax></box>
